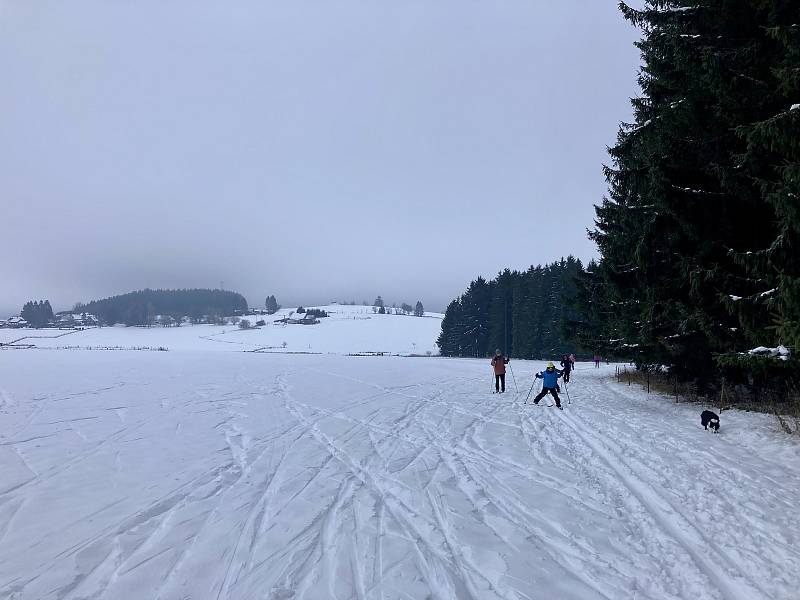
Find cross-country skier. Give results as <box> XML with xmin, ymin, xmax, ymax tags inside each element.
<box><xmin>532</xmin><ymin>362</ymin><xmax>563</xmax><ymax>408</ymax></box>
<box><xmin>560</xmin><ymin>354</ymin><xmax>574</xmax><ymax>382</ymax></box>
<box><xmin>593</xmin><ymin>354</ymin><xmax>601</xmax><ymax>368</ymax></box>
<box><xmin>491</xmin><ymin>349</ymin><xmax>510</xmax><ymax>393</ymax></box>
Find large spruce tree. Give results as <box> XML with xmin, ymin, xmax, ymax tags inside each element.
<box><xmin>586</xmin><ymin>1</ymin><xmax>798</xmax><ymax>382</ymax></box>
<box><xmin>730</xmin><ymin>9</ymin><xmax>800</xmax><ymax>353</ymax></box>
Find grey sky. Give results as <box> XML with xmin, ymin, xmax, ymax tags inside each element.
<box><xmin>1</xmin><ymin>1</ymin><xmax>643</xmax><ymax>315</ymax></box>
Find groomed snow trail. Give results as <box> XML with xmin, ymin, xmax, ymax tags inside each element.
<box><xmin>1</xmin><ymin>352</ymin><xmax>798</xmax><ymax>599</ymax></box>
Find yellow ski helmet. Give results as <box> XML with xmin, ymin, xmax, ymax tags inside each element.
<box><xmin>546</xmin><ymin>361</ymin><xmax>555</xmax><ymax>368</ymax></box>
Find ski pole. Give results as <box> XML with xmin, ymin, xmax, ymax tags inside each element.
<box><xmin>524</xmin><ymin>376</ymin><xmax>537</xmax><ymax>404</ymax></box>
<box><xmin>509</xmin><ymin>363</ymin><xmax>518</xmax><ymax>393</ymax></box>
<box><xmin>564</xmin><ymin>380</ymin><xmax>571</xmax><ymax>404</ymax></box>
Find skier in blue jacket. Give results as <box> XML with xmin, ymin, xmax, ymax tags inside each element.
<box><xmin>532</xmin><ymin>362</ymin><xmax>564</xmax><ymax>409</ymax></box>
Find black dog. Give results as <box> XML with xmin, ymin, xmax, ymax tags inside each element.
<box><xmin>701</xmin><ymin>410</ymin><xmax>720</xmax><ymax>432</ymax></box>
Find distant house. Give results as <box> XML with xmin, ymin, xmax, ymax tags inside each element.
<box><xmin>280</xmin><ymin>313</ymin><xmax>320</xmax><ymax>325</ymax></box>
<box><xmin>6</xmin><ymin>316</ymin><xmax>28</xmax><ymax>328</ymax></box>
<box><xmin>54</xmin><ymin>312</ymin><xmax>99</xmax><ymax>328</ymax></box>
<box><xmin>194</xmin><ymin>314</ymin><xmax>223</xmax><ymax>325</ymax></box>
<box><xmin>155</xmin><ymin>315</ymin><xmax>178</xmax><ymax>327</ymax></box>
<box><xmin>55</xmin><ymin>313</ymin><xmax>82</xmax><ymax>327</ymax></box>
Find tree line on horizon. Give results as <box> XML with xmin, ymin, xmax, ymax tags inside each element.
<box><xmin>437</xmin><ymin>257</ymin><xmax>583</xmax><ymax>359</ymax></box>
<box><xmin>74</xmin><ymin>288</ymin><xmax>248</xmax><ymax>326</ymax></box>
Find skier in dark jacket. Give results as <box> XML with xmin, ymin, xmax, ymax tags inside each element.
<box><xmin>532</xmin><ymin>362</ymin><xmax>563</xmax><ymax>408</ymax></box>
<box><xmin>560</xmin><ymin>354</ymin><xmax>574</xmax><ymax>382</ymax></box>
<box><xmin>491</xmin><ymin>349</ymin><xmax>510</xmax><ymax>393</ymax></box>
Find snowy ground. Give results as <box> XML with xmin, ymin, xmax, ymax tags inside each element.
<box><xmin>1</xmin><ymin>350</ymin><xmax>798</xmax><ymax>600</ymax></box>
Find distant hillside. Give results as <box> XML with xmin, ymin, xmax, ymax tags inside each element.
<box><xmin>75</xmin><ymin>288</ymin><xmax>248</xmax><ymax>326</ymax></box>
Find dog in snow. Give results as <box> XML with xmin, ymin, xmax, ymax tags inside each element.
<box><xmin>701</xmin><ymin>410</ymin><xmax>720</xmax><ymax>432</ymax></box>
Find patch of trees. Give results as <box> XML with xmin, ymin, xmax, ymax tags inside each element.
<box><xmin>305</xmin><ymin>309</ymin><xmax>328</xmax><ymax>318</ymax></box>
<box><xmin>575</xmin><ymin>1</ymin><xmax>799</xmax><ymax>389</ymax></box>
<box><xmin>379</xmin><ymin>302</ymin><xmax>424</xmax><ymax>316</ymax></box>
<box><xmin>265</xmin><ymin>295</ymin><xmax>280</xmax><ymax>314</ymax></box>
<box><xmin>438</xmin><ymin>257</ymin><xmax>583</xmax><ymax>358</ymax></box>
<box><xmin>21</xmin><ymin>300</ymin><xmax>54</xmax><ymax>328</ymax></box>
<box><xmin>74</xmin><ymin>289</ymin><xmax>248</xmax><ymax>326</ymax></box>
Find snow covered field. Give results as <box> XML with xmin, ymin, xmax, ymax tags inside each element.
<box><xmin>0</xmin><ymin>305</ymin><xmax>442</xmax><ymax>356</ymax></box>
<box><xmin>1</xmin><ymin>347</ymin><xmax>799</xmax><ymax>600</ymax></box>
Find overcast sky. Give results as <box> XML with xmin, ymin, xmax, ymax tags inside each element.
<box><xmin>1</xmin><ymin>1</ymin><xmax>643</xmax><ymax>315</ymax></box>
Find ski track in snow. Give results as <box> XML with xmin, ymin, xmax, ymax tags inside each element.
<box><xmin>0</xmin><ymin>353</ymin><xmax>798</xmax><ymax>600</ymax></box>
